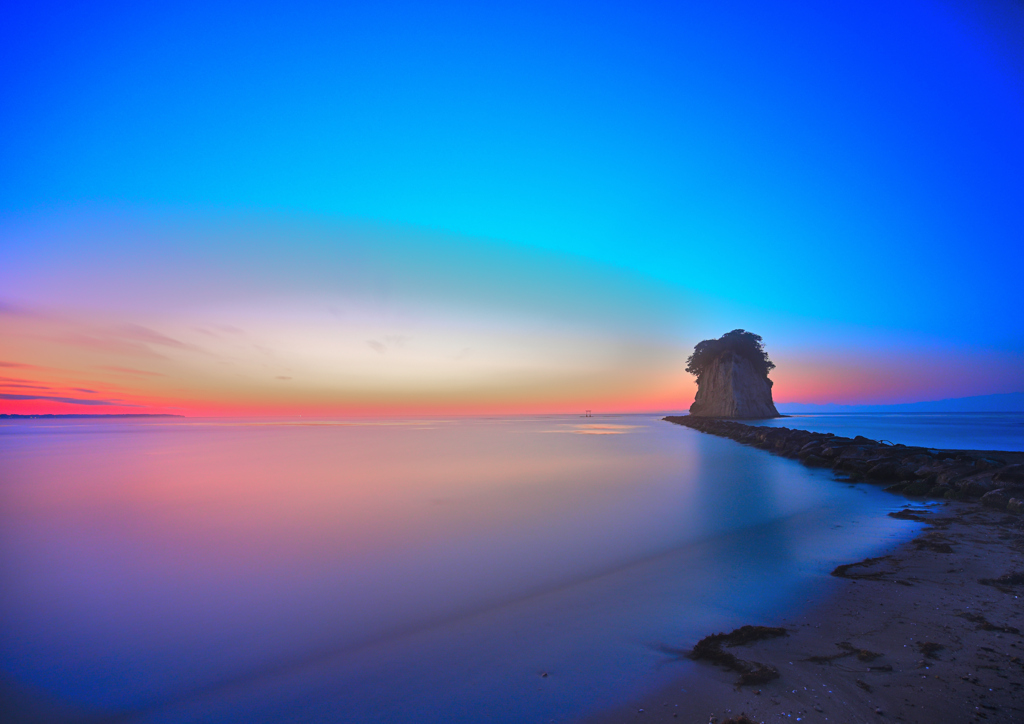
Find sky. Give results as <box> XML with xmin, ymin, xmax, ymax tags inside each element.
<box><xmin>1</xmin><ymin>0</ymin><xmax>1023</xmax><ymax>416</ymax></box>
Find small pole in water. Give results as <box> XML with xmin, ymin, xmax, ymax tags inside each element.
<box><xmin>585</xmin><ymin>409</ymin><xmax>591</xmax><ymax>417</ymax></box>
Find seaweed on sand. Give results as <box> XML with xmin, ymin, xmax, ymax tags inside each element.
<box><xmin>978</xmin><ymin>571</ymin><xmax>1024</xmax><ymax>592</ymax></box>
<box><xmin>831</xmin><ymin>555</ymin><xmax>896</xmax><ymax>580</ymax></box>
<box><xmin>889</xmin><ymin>508</ymin><xmax>931</xmax><ymax>522</ymax></box>
<box><xmin>805</xmin><ymin>641</ymin><xmax>882</xmax><ymax>665</ymax></box>
<box><xmin>958</xmin><ymin>612</ymin><xmax>1021</xmax><ymax>634</ymax></box>
<box><xmin>685</xmin><ymin>625</ymin><xmax>788</xmax><ymax>686</ymax></box>
<box><xmin>912</xmin><ymin>533</ymin><xmax>954</xmax><ymax>553</ymax></box>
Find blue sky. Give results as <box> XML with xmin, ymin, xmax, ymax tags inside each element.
<box><xmin>1</xmin><ymin>0</ymin><xmax>1022</xmax><ymax>413</ymax></box>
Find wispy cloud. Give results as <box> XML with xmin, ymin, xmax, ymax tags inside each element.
<box><xmin>117</xmin><ymin>324</ymin><xmax>203</xmax><ymax>352</ymax></box>
<box><xmin>367</xmin><ymin>336</ymin><xmax>410</xmax><ymax>354</ymax></box>
<box><xmin>58</xmin><ymin>332</ymin><xmax>169</xmax><ymax>359</ymax></box>
<box><xmin>48</xmin><ymin>323</ymin><xmax>208</xmax><ymax>360</ymax></box>
<box><xmin>96</xmin><ymin>366</ymin><xmax>165</xmax><ymax>377</ymax></box>
<box><xmin>1</xmin><ymin>376</ymin><xmax>41</xmax><ymax>384</ymax></box>
<box><xmin>0</xmin><ymin>300</ymin><xmax>36</xmax><ymax>316</ymax></box>
<box><xmin>0</xmin><ymin>393</ymin><xmax>122</xmax><ymax>406</ymax></box>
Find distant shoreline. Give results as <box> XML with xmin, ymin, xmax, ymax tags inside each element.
<box><xmin>0</xmin><ymin>413</ymin><xmax>184</xmax><ymax>419</ymax></box>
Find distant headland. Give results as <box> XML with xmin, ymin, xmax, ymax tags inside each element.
<box><xmin>0</xmin><ymin>413</ymin><xmax>184</xmax><ymax>419</ymax></box>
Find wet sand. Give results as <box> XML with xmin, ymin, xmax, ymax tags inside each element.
<box><xmin>588</xmin><ymin>502</ymin><xmax>1024</xmax><ymax>724</ymax></box>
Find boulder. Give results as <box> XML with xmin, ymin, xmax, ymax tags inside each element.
<box><xmin>936</xmin><ymin>465</ymin><xmax>980</xmax><ymax>487</ymax></box>
<box><xmin>981</xmin><ymin>489</ymin><xmax>1010</xmax><ymax>510</ymax></box>
<box><xmin>1008</xmin><ymin>498</ymin><xmax>1024</xmax><ymax>515</ymax></box>
<box><xmin>994</xmin><ymin>464</ymin><xmax>1024</xmax><ymax>485</ymax></box>
<box><xmin>903</xmin><ymin>479</ymin><xmax>934</xmax><ymax>496</ymax></box>
<box><xmin>866</xmin><ymin>460</ymin><xmax>898</xmax><ymax>479</ymax></box>
<box><xmin>958</xmin><ymin>473</ymin><xmax>997</xmax><ymax>498</ymax></box>
<box><xmin>975</xmin><ymin>458</ymin><xmax>1006</xmax><ymax>472</ymax></box>
<box><xmin>689</xmin><ymin>351</ymin><xmax>780</xmax><ymax>419</ymax></box>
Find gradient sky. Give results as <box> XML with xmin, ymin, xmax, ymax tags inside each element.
<box><xmin>2</xmin><ymin>0</ymin><xmax>1023</xmax><ymax>415</ymax></box>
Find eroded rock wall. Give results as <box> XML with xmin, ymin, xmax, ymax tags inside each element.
<box><xmin>689</xmin><ymin>351</ymin><xmax>780</xmax><ymax>419</ymax></box>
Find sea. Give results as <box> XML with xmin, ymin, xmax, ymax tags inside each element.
<box><xmin>747</xmin><ymin>411</ymin><xmax>1024</xmax><ymax>452</ymax></box>
<box><xmin>2</xmin><ymin>413</ymin><xmax>1021</xmax><ymax>723</ymax></box>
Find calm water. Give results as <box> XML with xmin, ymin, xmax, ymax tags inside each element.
<box><xmin>747</xmin><ymin>412</ymin><xmax>1024</xmax><ymax>452</ymax></box>
<box><xmin>1</xmin><ymin>416</ymin><xmax>923</xmax><ymax>723</ymax></box>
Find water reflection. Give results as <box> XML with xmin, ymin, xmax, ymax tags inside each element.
<box><xmin>0</xmin><ymin>416</ymin><xmax>917</xmax><ymax>723</ymax></box>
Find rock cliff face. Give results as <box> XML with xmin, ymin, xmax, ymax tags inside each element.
<box><xmin>689</xmin><ymin>351</ymin><xmax>780</xmax><ymax>419</ymax></box>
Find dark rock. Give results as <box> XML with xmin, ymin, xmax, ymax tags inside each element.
<box><xmin>936</xmin><ymin>466</ymin><xmax>975</xmax><ymax>487</ymax></box>
<box><xmin>802</xmin><ymin>454</ymin><xmax>829</xmax><ymax>467</ymax></box>
<box><xmin>820</xmin><ymin>445</ymin><xmax>846</xmax><ymax>459</ymax></box>
<box><xmin>1008</xmin><ymin>498</ymin><xmax>1024</xmax><ymax>515</ymax></box>
<box><xmin>834</xmin><ymin>458</ymin><xmax>870</xmax><ymax>474</ymax></box>
<box><xmin>903</xmin><ymin>479</ymin><xmax>934</xmax><ymax>496</ymax></box>
<box><xmin>994</xmin><ymin>464</ymin><xmax>1024</xmax><ymax>485</ymax></box>
<box><xmin>975</xmin><ymin>457</ymin><xmax>1006</xmax><ymax>472</ymax></box>
<box><xmin>837</xmin><ymin>446</ymin><xmax>873</xmax><ymax>460</ymax></box>
<box><xmin>913</xmin><ymin>462</ymin><xmax>942</xmax><ymax>476</ymax></box>
<box><xmin>981</xmin><ymin>489</ymin><xmax>1010</xmax><ymax>509</ymax></box>
<box><xmin>866</xmin><ymin>460</ymin><xmax>903</xmax><ymax>481</ymax></box>
<box><xmin>895</xmin><ymin>464</ymin><xmax>920</xmax><ymax>481</ymax></box>
<box><xmin>958</xmin><ymin>474</ymin><xmax>996</xmax><ymax>498</ymax></box>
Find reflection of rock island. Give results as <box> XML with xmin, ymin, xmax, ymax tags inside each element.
<box><xmin>686</xmin><ymin>330</ymin><xmax>779</xmax><ymax>419</ymax></box>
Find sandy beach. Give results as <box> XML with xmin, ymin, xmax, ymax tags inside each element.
<box><xmin>589</xmin><ymin>468</ymin><xmax>1024</xmax><ymax>723</ymax></box>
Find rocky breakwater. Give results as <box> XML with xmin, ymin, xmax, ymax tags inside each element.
<box><xmin>686</xmin><ymin>329</ymin><xmax>780</xmax><ymax>419</ymax></box>
<box><xmin>664</xmin><ymin>415</ymin><xmax>1024</xmax><ymax>514</ymax></box>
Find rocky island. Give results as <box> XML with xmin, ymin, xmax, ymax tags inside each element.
<box><xmin>686</xmin><ymin>330</ymin><xmax>780</xmax><ymax>419</ymax></box>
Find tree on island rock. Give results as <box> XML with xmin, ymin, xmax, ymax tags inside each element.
<box><xmin>686</xmin><ymin>330</ymin><xmax>780</xmax><ymax>419</ymax></box>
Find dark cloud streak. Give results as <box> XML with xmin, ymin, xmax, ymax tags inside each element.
<box><xmin>0</xmin><ymin>393</ymin><xmax>122</xmax><ymax>406</ymax></box>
